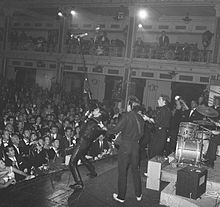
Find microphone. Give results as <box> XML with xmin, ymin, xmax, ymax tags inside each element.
<box><xmin>71</xmin><ymin>33</ymin><xmax>88</xmax><ymax>39</ymax></box>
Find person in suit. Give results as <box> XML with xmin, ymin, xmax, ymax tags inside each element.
<box><xmin>89</xmin><ymin>134</ymin><xmax>109</xmax><ymax>159</ymax></box>
<box><xmin>69</xmin><ymin>103</ymin><xmax>107</xmax><ymax>190</ymax></box>
<box><xmin>212</xmin><ymin>97</ymin><xmax>220</xmax><ymax>120</ymax></box>
<box><xmin>107</xmin><ymin>96</ymin><xmax>145</xmax><ymax>203</ymax></box>
<box><xmin>4</xmin><ymin>145</ymin><xmax>28</xmax><ymax>181</ymax></box>
<box><xmin>185</xmin><ymin>99</ymin><xmax>203</xmax><ymax>122</ymax></box>
<box><xmin>203</xmin><ymin>120</ymin><xmax>220</xmax><ymax>168</ymax></box>
<box><xmin>149</xmin><ymin>95</ymin><xmax>172</xmax><ymax>159</ymax></box>
<box><xmin>159</xmin><ymin>31</ymin><xmax>169</xmax><ymax>48</ymax></box>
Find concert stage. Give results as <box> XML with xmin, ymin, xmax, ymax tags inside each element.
<box><xmin>0</xmin><ymin>156</ymin><xmax>167</xmax><ymax>207</ymax></box>
<box><xmin>160</xmin><ymin>156</ymin><xmax>220</xmax><ymax>207</ymax></box>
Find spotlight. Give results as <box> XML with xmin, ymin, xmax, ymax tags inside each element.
<box><xmin>138</xmin><ymin>9</ymin><xmax>148</xmax><ymax>19</ymax></box>
<box><xmin>138</xmin><ymin>24</ymin><xmax>143</xmax><ymax>29</ymax></box>
<box><xmin>58</xmin><ymin>11</ymin><xmax>63</xmax><ymax>17</ymax></box>
<box><xmin>70</xmin><ymin>10</ymin><xmax>77</xmax><ymax>16</ymax></box>
<box><xmin>96</xmin><ymin>25</ymin><xmax>101</xmax><ymax>31</ymax></box>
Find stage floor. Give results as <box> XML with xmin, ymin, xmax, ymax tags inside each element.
<box><xmin>0</xmin><ymin>156</ymin><xmax>167</xmax><ymax>207</ymax></box>
<box><xmin>160</xmin><ymin>156</ymin><xmax>220</xmax><ymax>207</ymax></box>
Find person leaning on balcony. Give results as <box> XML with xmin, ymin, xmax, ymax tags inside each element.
<box><xmin>159</xmin><ymin>31</ymin><xmax>169</xmax><ymax>48</ymax></box>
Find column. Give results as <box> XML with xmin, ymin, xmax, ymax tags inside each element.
<box><xmin>2</xmin><ymin>8</ymin><xmax>14</xmax><ymax>77</ymax></box>
<box><xmin>57</xmin><ymin>14</ymin><xmax>67</xmax><ymax>84</ymax></box>
<box><xmin>213</xmin><ymin>4</ymin><xmax>220</xmax><ymax>63</ymax></box>
<box><xmin>122</xmin><ymin>6</ymin><xmax>137</xmax><ymax>108</ymax></box>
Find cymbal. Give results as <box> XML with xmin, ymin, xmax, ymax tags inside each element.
<box><xmin>193</xmin><ymin>120</ymin><xmax>214</xmax><ymax>126</ymax></box>
<box><xmin>196</xmin><ymin>106</ymin><xmax>219</xmax><ymax>118</ymax></box>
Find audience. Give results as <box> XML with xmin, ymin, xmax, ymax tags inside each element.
<box><xmin>0</xmin><ymin>78</ymin><xmax>121</xmax><ymax>188</ymax></box>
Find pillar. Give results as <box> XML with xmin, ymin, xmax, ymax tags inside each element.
<box><xmin>213</xmin><ymin>4</ymin><xmax>220</xmax><ymax>63</ymax></box>
<box><xmin>122</xmin><ymin>6</ymin><xmax>137</xmax><ymax>108</ymax></box>
<box><xmin>2</xmin><ymin>8</ymin><xmax>14</xmax><ymax>77</ymax></box>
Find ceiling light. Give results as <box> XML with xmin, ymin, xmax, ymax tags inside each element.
<box><xmin>58</xmin><ymin>11</ymin><xmax>63</xmax><ymax>17</ymax></box>
<box><xmin>70</xmin><ymin>10</ymin><xmax>77</xmax><ymax>16</ymax></box>
<box><xmin>138</xmin><ymin>9</ymin><xmax>148</xmax><ymax>20</ymax></box>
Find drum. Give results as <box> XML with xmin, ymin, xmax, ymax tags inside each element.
<box><xmin>195</xmin><ymin>131</ymin><xmax>211</xmax><ymax>140</ymax></box>
<box><xmin>195</xmin><ymin>131</ymin><xmax>211</xmax><ymax>155</ymax></box>
<box><xmin>175</xmin><ymin>137</ymin><xmax>202</xmax><ymax>164</ymax></box>
<box><xmin>178</xmin><ymin>122</ymin><xmax>198</xmax><ymax>140</ymax></box>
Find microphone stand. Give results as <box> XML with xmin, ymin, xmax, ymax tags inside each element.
<box><xmin>77</xmin><ymin>36</ymin><xmax>92</xmax><ymax>104</ymax></box>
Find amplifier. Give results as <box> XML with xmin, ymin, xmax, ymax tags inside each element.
<box><xmin>176</xmin><ymin>166</ymin><xmax>208</xmax><ymax>199</ymax></box>
<box><xmin>146</xmin><ymin>156</ymin><xmax>169</xmax><ymax>191</ymax></box>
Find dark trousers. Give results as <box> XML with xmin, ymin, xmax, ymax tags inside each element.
<box><xmin>117</xmin><ymin>141</ymin><xmax>142</xmax><ymax>200</ymax></box>
<box><xmin>206</xmin><ymin>135</ymin><xmax>220</xmax><ymax>162</ymax></box>
<box><xmin>169</xmin><ymin>128</ymin><xmax>179</xmax><ymax>153</ymax></box>
<box><xmin>69</xmin><ymin>140</ymin><xmax>96</xmax><ymax>185</ymax></box>
<box><xmin>149</xmin><ymin>128</ymin><xmax>167</xmax><ymax>159</ymax></box>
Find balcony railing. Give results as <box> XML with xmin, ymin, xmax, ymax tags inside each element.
<box><xmin>5</xmin><ymin>39</ymin><xmax>214</xmax><ymax>63</ymax></box>
<box><xmin>134</xmin><ymin>42</ymin><xmax>212</xmax><ymax>63</ymax></box>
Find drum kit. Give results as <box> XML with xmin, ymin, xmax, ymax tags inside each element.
<box><xmin>175</xmin><ymin>106</ymin><xmax>219</xmax><ymax>165</ymax></box>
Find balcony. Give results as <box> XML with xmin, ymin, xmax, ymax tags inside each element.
<box><xmin>134</xmin><ymin>42</ymin><xmax>212</xmax><ymax>63</ymax></box>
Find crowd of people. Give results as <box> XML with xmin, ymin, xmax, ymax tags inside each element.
<box><xmin>134</xmin><ymin>31</ymin><xmax>212</xmax><ymax>62</ymax></box>
<box><xmin>66</xmin><ymin>30</ymin><xmax>125</xmax><ymax>57</ymax></box>
<box><xmin>0</xmin><ymin>78</ymin><xmax>121</xmax><ymax>189</ymax></box>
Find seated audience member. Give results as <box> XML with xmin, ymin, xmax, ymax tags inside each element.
<box><xmin>60</xmin><ymin>127</ymin><xmax>76</xmax><ymax>154</ymax></box>
<box><xmin>19</xmin><ymin>127</ymin><xmax>31</xmax><ymax>156</ymax></box>
<box><xmin>50</xmin><ymin>124</ymin><xmax>62</xmax><ymax>140</ymax></box>
<box><xmin>29</xmin><ymin>138</ymin><xmax>49</xmax><ymax>169</ymax></box>
<box><xmin>0</xmin><ymin>137</ymin><xmax>5</xmax><ymax>160</ymax></box>
<box><xmin>0</xmin><ymin>159</ymin><xmax>16</xmax><ymax>188</ymax></box>
<box><xmin>4</xmin><ymin>145</ymin><xmax>29</xmax><ymax>181</ymax></box>
<box><xmin>43</xmin><ymin>135</ymin><xmax>51</xmax><ymax>152</ymax></box>
<box><xmin>48</xmin><ymin>139</ymin><xmax>62</xmax><ymax>161</ymax></box>
<box><xmin>89</xmin><ymin>134</ymin><xmax>109</xmax><ymax>159</ymax></box>
<box><xmin>2</xmin><ymin>129</ymin><xmax>11</xmax><ymax>147</ymax></box>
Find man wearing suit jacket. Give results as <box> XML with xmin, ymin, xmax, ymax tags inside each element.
<box><xmin>212</xmin><ymin>97</ymin><xmax>220</xmax><ymax>120</ymax></box>
<box><xmin>185</xmin><ymin>100</ymin><xmax>203</xmax><ymax>122</ymax></box>
<box><xmin>108</xmin><ymin>96</ymin><xmax>145</xmax><ymax>203</ymax></box>
<box><xmin>89</xmin><ymin>134</ymin><xmax>109</xmax><ymax>159</ymax></box>
<box><xmin>159</xmin><ymin>31</ymin><xmax>169</xmax><ymax>48</ymax></box>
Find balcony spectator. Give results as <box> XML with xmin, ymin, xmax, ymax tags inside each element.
<box><xmin>159</xmin><ymin>31</ymin><xmax>169</xmax><ymax>48</ymax></box>
<box><xmin>135</xmin><ymin>37</ymin><xmax>145</xmax><ymax>58</ymax></box>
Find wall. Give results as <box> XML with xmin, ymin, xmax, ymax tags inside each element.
<box><xmin>35</xmin><ymin>69</ymin><xmax>56</xmax><ymax>89</ymax></box>
<box><xmin>143</xmin><ymin>79</ymin><xmax>172</xmax><ymax>109</ymax></box>
<box><xmin>87</xmin><ymin>73</ymin><xmax>105</xmax><ymax>102</ymax></box>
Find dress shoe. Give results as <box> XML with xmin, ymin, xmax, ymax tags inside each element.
<box><xmin>69</xmin><ymin>183</ymin><xmax>83</xmax><ymax>189</ymax></box>
<box><xmin>113</xmin><ymin>193</ymin><xmax>125</xmax><ymax>203</ymax></box>
<box><xmin>136</xmin><ymin>194</ymin><xmax>142</xmax><ymax>201</ymax></box>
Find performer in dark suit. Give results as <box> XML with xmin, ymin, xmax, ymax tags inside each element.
<box><xmin>149</xmin><ymin>95</ymin><xmax>172</xmax><ymax>159</ymax></box>
<box><xmin>185</xmin><ymin>99</ymin><xmax>203</xmax><ymax>122</ymax></box>
<box><xmin>108</xmin><ymin>96</ymin><xmax>145</xmax><ymax>203</ymax></box>
<box><xmin>69</xmin><ymin>103</ymin><xmax>106</xmax><ymax>189</ymax></box>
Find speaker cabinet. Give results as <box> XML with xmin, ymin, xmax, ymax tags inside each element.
<box><xmin>176</xmin><ymin>166</ymin><xmax>208</xmax><ymax>199</ymax></box>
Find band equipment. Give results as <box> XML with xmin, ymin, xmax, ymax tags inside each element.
<box><xmin>175</xmin><ymin>121</ymin><xmax>213</xmax><ymax>164</ymax></box>
<box><xmin>175</xmin><ymin>137</ymin><xmax>202</xmax><ymax>164</ymax></box>
<box><xmin>196</xmin><ymin>105</ymin><xmax>219</xmax><ymax>118</ymax></box>
<box><xmin>146</xmin><ymin>156</ymin><xmax>169</xmax><ymax>191</ymax></box>
<box><xmin>176</xmin><ymin>166</ymin><xmax>208</xmax><ymax>199</ymax></box>
<box><xmin>178</xmin><ymin>122</ymin><xmax>198</xmax><ymax>140</ymax></box>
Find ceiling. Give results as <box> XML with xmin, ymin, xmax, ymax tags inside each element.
<box><xmin>1</xmin><ymin>2</ymin><xmax>217</xmax><ymax>19</ymax></box>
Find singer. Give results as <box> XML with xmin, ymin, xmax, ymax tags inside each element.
<box><xmin>69</xmin><ymin>103</ymin><xmax>107</xmax><ymax>190</ymax></box>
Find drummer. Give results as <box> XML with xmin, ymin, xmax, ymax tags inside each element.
<box><xmin>203</xmin><ymin>121</ymin><xmax>220</xmax><ymax>168</ymax></box>
<box><xmin>184</xmin><ymin>99</ymin><xmax>204</xmax><ymax>122</ymax></box>
<box><xmin>211</xmin><ymin>97</ymin><xmax>220</xmax><ymax>120</ymax></box>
